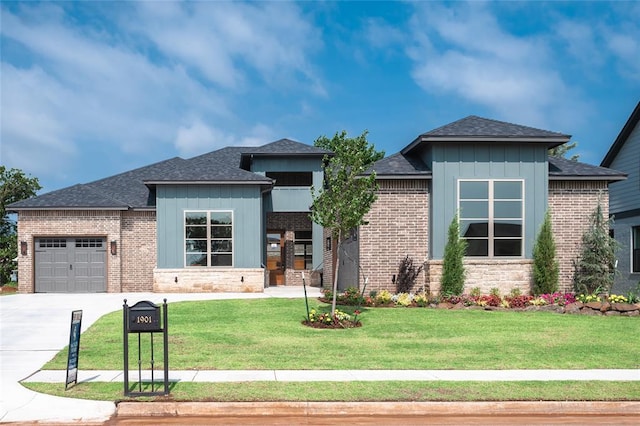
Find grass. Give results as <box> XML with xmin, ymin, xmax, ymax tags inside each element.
<box><xmin>30</xmin><ymin>297</ymin><xmax>639</xmax><ymax>402</ymax></box>
<box><xmin>42</xmin><ymin>298</ymin><xmax>639</xmax><ymax>370</ymax></box>
<box><xmin>23</xmin><ymin>381</ymin><xmax>640</xmax><ymax>402</ymax></box>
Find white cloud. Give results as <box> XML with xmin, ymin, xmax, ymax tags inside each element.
<box><xmin>0</xmin><ymin>2</ymin><xmax>324</xmax><ymax>187</ymax></box>
<box><xmin>405</xmin><ymin>2</ymin><xmax>584</xmax><ymax>130</ymax></box>
<box><xmin>174</xmin><ymin>121</ymin><xmax>276</xmax><ymax>158</ymax></box>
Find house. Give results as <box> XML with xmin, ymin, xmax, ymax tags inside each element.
<box><xmin>601</xmin><ymin>101</ymin><xmax>640</xmax><ymax>294</ymax></box>
<box><xmin>10</xmin><ymin>116</ymin><xmax>626</xmax><ymax>295</ymax></box>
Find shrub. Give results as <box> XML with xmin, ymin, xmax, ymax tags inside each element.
<box><xmin>532</xmin><ymin>210</ymin><xmax>559</xmax><ymax>295</ymax></box>
<box><xmin>573</xmin><ymin>200</ymin><xmax>618</xmax><ymax>295</ymax></box>
<box><xmin>441</xmin><ymin>212</ymin><xmax>467</xmax><ymax>296</ymax></box>
<box><xmin>306</xmin><ymin>308</ymin><xmax>360</xmax><ymax>329</ymax></box>
<box><xmin>414</xmin><ymin>292</ymin><xmax>430</xmax><ymax>307</ymax></box>
<box><xmin>505</xmin><ymin>295</ymin><xmax>534</xmax><ymax>308</ymax></box>
<box><xmin>489</xmin><ymin>287</ymin><xmax>501</xmax><ymax>298</ymax></box>
<box><xmin>393</xmin><ymin>292</ymin><xmax>413</xmax><ymax>307</ymax></box>
<box><xmin>375</xmin><ymin>289</ymin><xmax>392</xmax><ymax>305</ymax></box>
<box><xmin>470</xmin><ymin>287</ymin><xmax>481</xmax><ymax>298</ymax></box>
<box><xmin>395</xmin><ymin>255</ymin><xmax>424</xmax><ymax>294</ymax></box>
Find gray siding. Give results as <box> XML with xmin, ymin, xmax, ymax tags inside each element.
<box><xmin>252</xmin><ymin>157</ymin><xmax>323</xmax><ymax>212</ymax></box>
<box><xmin>608</xmin><ymin>122</ymin><xmax>640</xmax><ymax>214</ymax></box>
<box><xmin>156</xmin><ymin>185</ymin><xmax>263</xmax><ymax>268</ymax></box>
<box><xmin>611</xmin><ymin>215</ymin><xmax>640</xmax><ymax>294</ymax></box>
<box><xmin>428</xmin><ymin>143</ymin><xmax>548</xmax><ymax>259</ymax></box>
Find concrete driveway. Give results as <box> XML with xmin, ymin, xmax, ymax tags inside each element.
<box><xmin>0</xmin><ymin>288</ymin><xmax>318</xmax><ymax>423</ymax></box>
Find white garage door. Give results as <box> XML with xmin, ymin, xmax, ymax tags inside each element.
<box><xmin>35</xmin><ymin>238</ymin><xmax>107</xmax><ymax>293</ymax></box>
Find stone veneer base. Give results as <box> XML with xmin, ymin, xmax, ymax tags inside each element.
<box><xmin>154</xmin><ymin>268</ymin><xmax>266</xmax><ymax>293</ymax></box>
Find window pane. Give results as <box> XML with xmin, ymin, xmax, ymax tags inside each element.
<box><xmin>633</xmin><ymin>227</ymin><xmax>640</xmax><ymax>273</ymax></box>
<box><xmin>495</xmin><ymin>221</ymin><xmax>522</xmax><ymax>237</ymax></box>
<box><xmin>266</xmin><ymin>172</ymin><xmax>313</xmax><ymax>187</ymax></box>
<box><xmin>494</xmin><ymin>239</ymin><xmax>522</xmax><ymax>256</ymax></box>
<box><xmin>633</xmin><ymin>227</ymin><xmax>640</xmax><ymax>250</ymax></box>
<box><xmin>186</xmin><ymin>226</ymin><xmax>207</xmax><ymax>238</ymax></box>
<box><xmin>494</xmin><ymin>201</ymin><xmax>522</xmax><ymax>218</ymax></box>
<box><xmin>460</xmin><ymin>181</ymin><xmax>488</xmax><ymax>199</ymax></box>
<box><xmin>465</xmin><ymin>239</ymin><xmax>488</xmax><ymax>256</ymax></box>
<box><xmin>211</xmin><ymin>226</ymin><xmax>232</xmax><ymax>238</ymax></box>
<box><xmin>186</xmin><ymin>212</ymin><xmax>207</xmax><ymax>225</ymax></box>
<box><xmin>186</xmin><ymin>253</ymin><xmax>207</xmax><ymax>266</ymax></box>
<box><xmin>460</xmin><ymin>201</ymin><xmax>488</xmax><ymax>218</ymax></box>
<box><xmin>212</xmin><ymin>254</ymin><xmax>232</xmax><ymax>266</ymax></box>
<box><xmin>460</xmin><ymin>220</ymin><xmax>488</xmax><ymax>237</ymax></box>
<box><xmin>185</xmin><ymin>240</ymin><xmax>207</xmax><ymax>252</ymax></box>
<box><xmin>210</xmin><ymin>212</ymin><xmax>232</xmax><ymax>225</ymax></box>
<box><xmin>212</xmin><ymin>240</ymin><xmax>232</xmax><ymax>253</ymax></box>
<box><xmin>494</xmin><ymin>181</ymin><xmax>521</xmax><ymax>199</ymax></box>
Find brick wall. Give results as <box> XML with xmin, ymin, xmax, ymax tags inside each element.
<box><xmin>548</xmin><ymin>180</ymin><xmax>609</xmax><ymax>292</ymax></box>
<box><xmin>121</xmin><ymin>211</ymin><xmax>156</xmax><ymax>292</ymax></box>
<box><xmin>16</xmin><ymin>210</ymin><xmax>122</xmax><ymax>292</ymax></box>
<box><xmin>359</xmin><ymin>179</ymin><xmax>429</xmax><ymax>292</ymax></box>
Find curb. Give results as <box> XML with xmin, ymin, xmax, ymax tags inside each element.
<box><xmin>116</xmin><ymin>401</ymin><xmax>640</xmax><ymax>418</ymax></box>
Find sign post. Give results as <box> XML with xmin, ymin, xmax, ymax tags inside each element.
<box><xmin>65</xmin><ymin>310</ymin><xmax>83</xmax><ymax>390</ymax></box>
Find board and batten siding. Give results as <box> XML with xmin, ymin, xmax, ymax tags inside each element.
<box><xmin>156</xmin><ymin>184</ymin><xmax>263</xmax><ymax>269</ymax></box>
<box><xmin>428</xmin><ymin>143</ymin><xmax>549</xmax><ymax>259</ymax></box>
<box><xmin>607</xmin><ymin>122</ymin><xmax>640</xmax><ymax>215</ymax></box>
<box><xmin>252</xmin><ymin>157</ymin><xmax>323</xmax><ymax>212</ymax></box>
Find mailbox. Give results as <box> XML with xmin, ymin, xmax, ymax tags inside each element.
<box><xmin>128</xmin><ymin>300</ymin><xmax>161</xmax><ymax>332</ymax></box>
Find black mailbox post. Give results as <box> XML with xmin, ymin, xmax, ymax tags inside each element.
<box><xmin>123</xmin><ymin>299</ymin><xmax>169</xmax><ymax>397</ymax></box>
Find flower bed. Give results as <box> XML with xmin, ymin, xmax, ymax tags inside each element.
<box><xmin>320</xmin><ymin>288</ymin><xmax>640</xmax><ymax>317</ymax></box>
<box><xmin>302</xmin><ymin>308</ymin><xmax>362</xmax><ymax>329</ymax></box>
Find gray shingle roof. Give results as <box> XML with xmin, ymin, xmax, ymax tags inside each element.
<box><xmin>366</xmin><ymin>153</ymin><xmax>431</xmax><ymax>178</ymax></box>
<box><xmin>549</xmin><ymin>156</ymin><xmax>626</xmax><ymax>181</ymax></box>
<box><xmin>8</xmin><ymin>139</ymin><xmax>323</xmax><ymax>210</ymax></box>
<box><xmin>402</xmin><ymin>116</ymin><xmax>571</xmax><ymax>154</ymax></box>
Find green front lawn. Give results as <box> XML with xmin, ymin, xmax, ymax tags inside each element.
<box><xmin>43</xmin><ymin>298</ymin><xmax>640</xmax><ymax>370</ymax></box>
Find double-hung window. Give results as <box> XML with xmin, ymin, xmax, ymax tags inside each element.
<box><xmin>458</xmin><ymin>180</ymin><xmax>523</xmax><ymax>257</ymax></box>
<box><xmin>294</xmin><ymin>231</ymin><xmax>313</xmax><ymax>270</ymax></box>
<box><xmin>185</xmin><ymin>211</ymin><xmax>233</xmax><ymax>267</ymax></box>
<box><xmin>633</xmin><ymin>226</ymin><xmax>640</xmax><ymax>273</ymax></box>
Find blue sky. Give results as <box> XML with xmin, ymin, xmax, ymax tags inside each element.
<box><xmin>1</xmin><ymin>1</ymin><xmax>639</xmax><ymax>194</ymax></box>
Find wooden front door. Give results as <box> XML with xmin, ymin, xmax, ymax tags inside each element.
<box><xmin>266</xmin><ymin>232</ymin><xmax>285</xmax><ymax>285</ymax></box>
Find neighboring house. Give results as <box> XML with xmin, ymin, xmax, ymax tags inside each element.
<box><xmin>9</xmin><ymin>139</ymin><xmax>330</xmax><ymax>293</ymax></box>
<box><xmin>601</xmin><ymin>101</ymin><xmax>640</xmax><ymax>294</ymax></box>
<box><xmin>9</xmin><ymin>116</ymin><xmax>626</xmax><ymax>295</ymax></box>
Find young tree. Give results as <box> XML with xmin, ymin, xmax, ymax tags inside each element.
<box><xmin>573</xmin><ymin>200</ymin><xmax>618</xmax><ymax>295</ymax></box>
<box><xmin>532</xmin><ymin>210</ymin><xmax>559</xmax><ymax>295</ymax></box>
<box><xmin>1</xmin><ymin>166</ymin><xmax>41</xmax><ymax>284</ymax></box>
<box><xmin>440</xmin><ymin>212</ymin><xmax>467</xmax><ymax>296</ymax></box>
<box><xmin>310</xmin><ymin>130</ymin><xmax>383</xmax><ymax>314</ymax></box>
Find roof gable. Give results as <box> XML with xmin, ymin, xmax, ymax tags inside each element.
<box><xmin>601</xmin><ymin>101</ymin><xmax>640</xmax><ymax>167</ymax></box>
<box><xmin>243</xmin><ymin>138</ymin><xmax>331</xmax><ymax>156</ymax></box>
<box><xmin>402</xmin><ymin>116</ymin><xmax>571</xmax><ymax>154</ymax></box>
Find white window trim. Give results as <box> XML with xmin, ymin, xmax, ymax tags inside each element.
<box><xmin>184</xmin><ymin>210</ymin><xmax>234</xmax><ymax>268</ymax></box>
<box><xmin>457</xmin><ymin>178</ymin><xmax>525</xmax><ymax>258</ymax></box>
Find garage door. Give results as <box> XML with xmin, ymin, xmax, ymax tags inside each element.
<box><xmin>35</xmin><ymin>238</ymin><xmax>107</xmax><ymax>293</ymax></box>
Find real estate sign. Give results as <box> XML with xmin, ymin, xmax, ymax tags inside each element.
<box><xmin>65</xmin><ymin>310</ymin><xmax>82</xmax><ymax>390</ymax></box>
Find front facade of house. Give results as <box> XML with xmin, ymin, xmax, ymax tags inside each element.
<box><xmin>10</xmin><ymin>116</ymin><xmax>625</xmax><ymax>295</ymax></box>
<box><xmin>602</xmin><ymin>102</ymin><xmax>640</xmax><ymax>294</ymax></box>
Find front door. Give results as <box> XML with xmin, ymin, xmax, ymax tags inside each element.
<box><xmin>266</xmin><ymin>231</ymin><xmax>284</xmax><ymax>286</ymax></box>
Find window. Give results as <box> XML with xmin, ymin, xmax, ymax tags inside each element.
<box><xmin>633</xmin><ymin>226</ymin><xmax>640</xmax><ymax>273</ymax></box>
<box><xmin>294</xmin><ymin>230</ymin><xmax>313</xmax><ymax>269</ymax></box>
<box><xmin>266</xmin><ymin>172</ymin><xmax>312</xmax><ymax>187</ymax></box>
<box><xmin>185</xmin><ymin>211</ymin><xmax>233</xmax><ymax>267</ymax></box>
<box><xmin>458</xmin><ymin>180</ymin><xmax>523</xmax><ymax>257</ymax></box>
